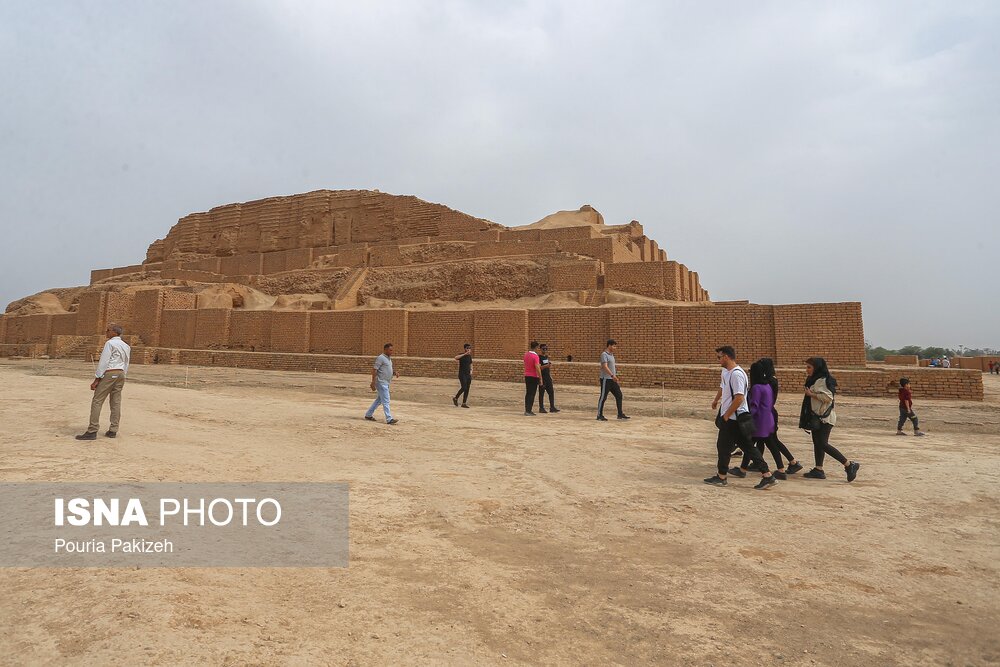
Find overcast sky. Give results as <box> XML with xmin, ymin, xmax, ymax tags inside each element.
<box><xmin>1</xmin><ymin>1</ymin><xmax>997</xmax><ymax>349</ymax></box>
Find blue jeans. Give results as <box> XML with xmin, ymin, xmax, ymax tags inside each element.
<box><xmin>366</xmin><ymin>381</ymin><xmax>393</xmax><ymax>422</ymax></box>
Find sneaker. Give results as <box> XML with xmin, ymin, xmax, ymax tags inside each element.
<box><xmin>364</xmin><ymin>416</ymin><xmax>376</xmax><ymax>421</ymax></box>
<box><xmin>803</xmin><ymin>468</ymin><xmax>826</xmax><ymax>479</ymax></box>
<box><xmin>703</xmin><ymin>475</ymin><xmax>728</xmax><ymax>487</ymax></box>
<box><xmin>754</xmin><ymin>475</ymin><xmax>777</xmax><ymax>490</ymax></box>
<box><xmin>104</xmin><ymin>431</ymin><xmax>117</xmax><ymax>438</ymax></box>
<box><xmin>74</xmin><ymin>432</ymin><xmax>97</xmax><ymax>441</ymax></box>
<box><xmin>773</xmin><ymin>470</ymin><xmax>787</xmax><ymax>480</ymax></box>
<box><xmin>524</xmin><ymin>411</ymin><xmax>536</xmax><ymax>416</ymax></box>
<box><xmin>461</xmin><ymin>404</ymin><xmax>470</xmax><ymax>408</ymax></box>
<box><xmin>846</xmin><ymin>461</ymin><xmax>860</xmax><ymax>482</ymax></box>
<box><xmin>786</xmin><ymin>462</ymin><xmax>803</xmax><ymax>475</ymax></box>
<box><xmin>727</xmin><ymin>467</ymin><xmax>747</xmax><ymax>478</ymax></box>
<box><xmin>896</xmin><ymin>430</ymin><xmax>907</xmax><ymax>436</ymax></box>
<box><xmin>453</xmin><ymin>396</ymin><xmax>459</xmax><ymax>407</ymax></box>
<box><xmin>387</xmin><ymin>419</ymin><xmax>399</xmax><ymax>425</ymax></box>
<box><xmin>914</xmin><ymin>431</ymin><xmax>926</xmax><ymax>437</ymax></box>
<box><xmin>539</xmin><ymin>408</ymin><xmax>548</xmax><ymax>414</ymax></box>
<box><xmin>747</xmin><ymin>461</ymin><xmax>765</xmax><ymax>472</ymax></box>
<box><xmin>550</xmin><ymin>408</ymin><xmax>561</xmax><ymax>413</ymax></box>
<box><xmin>597</xmin><ymin>415</ymin><xmax>608</xmax><ymax>421</ymax></box>
<box><xmin>617</xmin><ymin>414</ymin><xmax>631</xmax><ymax>420</ymax></box>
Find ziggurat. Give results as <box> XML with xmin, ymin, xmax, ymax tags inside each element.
<box><xmin>0</xmin><ymin>190</ymin><xmax>983</xmax><ymax>399</ymax></box>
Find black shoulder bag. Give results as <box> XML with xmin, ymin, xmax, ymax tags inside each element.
<box><xmin>717</xmin><ymin>369</ymin><xmax>756</xmax><ymax>439</ymax></box>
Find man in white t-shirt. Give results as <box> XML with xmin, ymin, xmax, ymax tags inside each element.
<box><xmin>704</xmin><ymin>345</ymin><xmax>775</xmax><ymax>489</ymax></box>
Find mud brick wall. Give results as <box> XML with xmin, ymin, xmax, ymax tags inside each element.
<box><xmin>49</xmin><ymin>313</ymin><xmax>78</xmax><ymax>336</ymax></box>
<box><xmin>549</xmin><ymin>261</ymin><xmax>600</xmax><ymax>291</ymax></box>
<box><xmin>193</xmin><ymin>309</ymin><xmax>232</xmax><ymax>349</ymax></box>
<box><xmin>160</xmin><ymin>310</ymin><xmax>196</xmax><ymax>349</ymax></box>
<box><xmin>361</xmin><ymin>310</ymin><xmax>408</xmax><ymax>355</ymax></box>
<box><xmin>673</xmin><ymin>304</ymin><xmax>776</xmax><ymax>364</ymax></box>
<box><xmin>260</xmin><ymin>247</ymin><xmax>314</xmax><ymax>273</ymax></box>
<box><xmin>475</xmin><ymin>240</ymin><xmax>559</xmax><ymax>258</ymax></box>
<box><xmin>500</xmin><ymin>229</ymin><xmax>541</xmax><ymax>242</ymax></box>
<box><xmin>75</xmin><ymin>292</ymin><xmax>108</xmax><ymax>335</ymax></box>
<box><xmin>111</xmin><ymin>264</ymin><xmax>145</xmax><ymax>277</ymax></box>
<box><xmin>605</xmin><ymin>262</ymin><xmax>665</xmax><ymax>299</ymax></box>
<box><xmin>559</xmin><ymin>237</ymin><xmax>615</xmax><ymax>264</ymax></box>
<box><xmin>133</xmin><ymin>289</ymin><xmax>164</xmax><ymax>346</ymax></box>
<box><xmin>773</xmin><ymin>303</ymin><xmax>865</xmax><ymax>367</ymax></box>
<box><xmin>473</xmin><ymin>310</ymin><xmax>528</xmax><ymax>359</ymax></box>
<box><xmin>90</xmin><ymin>269</ymin><xmax>114</xmax><ymax>284</ymax></box>
<box><xmin>883</xmin><ymin>355</ymin><xmax>919</xmax><ymax>366</ymax></box>
<box><xmin>228</xmin><ymin>310</ymin><xmax>273</xmax><ymax>351</ymax></box>
<box><xmin>220</xmin><ymin>253</ymin><xmax>264</xmax><ymax>276</ymax></box>
<box><xmin>3</xmin><ymin>314</ymin><xmax>52</xmax><ymax>343</ymax></box>
<box><xmin>309</xmin><ymin>311</ymin><xmax>363</xmax><ymax>354</ymax></box>
<box><xmin>407</xmin><ymin>311</ymin><xmax>474</xmax><ymax>358</ymax></box>
<box><xmin>528</xmin><ymin>308</ymin><xmax>609</xmax><ymax>363</ymax></box>
<box><xmin>662</xmin><ymin>262</ymin><xmax>684</xmax><ymax>300</ymax></box>
<box><xmin>368</xmin><ymin>246</ymin><xmax>404</xmax><ymax>267</ymax></box>
<box><xmin>130</xmin><ymin>349</ymin><xmax>984</xmax><ymax>400</ymax></box>
<box><xmin>610</xmin><ymin>235</ymin><xmax>643</xmax><ymax>263</ymax></box>
<box><xmin>104</xmin><ymin>292</ymin><xmax>136</xmax><ymax>335</ymax></box>
<box><xmin>182</xmin><ymin>257</ymin><xmax>222</xmax><ymax>273</ymax></box>
<box><xmin>270</xmin><ymin>312</ymin><xmax>311</xmax><ymax>353</ymax></box>
<box><xmin>609</xmin><ymin>306</ymin><xmax>675</xmax><ymax>364</ymax></box>
<box><xmin>538</xmin><ymin>226</ymin><xmax>597</xmax><ymax>241</ymax></box>
<box><xmin>0</xmin><ymin>316</ymin><xmax>5</xmax><ymax>345</ymax></box>
<box><xmin>164</xmin><ymin>291</ymin><xmax>197</xmax><ymax>310</ymax></box>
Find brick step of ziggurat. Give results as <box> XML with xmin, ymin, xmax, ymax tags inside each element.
<box><xmin>127</xmin><ymin>347</ymin><xmax>984</xmax><ymax>401</ymax></box>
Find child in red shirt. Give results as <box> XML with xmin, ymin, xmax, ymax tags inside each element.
<box><xmin>896</xmin><ymin>378</ymin><xmax>926</xmax><ymax>436</ymax></box>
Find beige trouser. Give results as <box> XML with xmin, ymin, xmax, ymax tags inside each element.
<box><xmin>88</xmin><ymin>372</ymin><xmax>126</xmax><ymax>434</ymax></box>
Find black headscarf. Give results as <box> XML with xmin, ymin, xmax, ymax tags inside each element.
<box><xmin>748</xmin><ymin>361</ymin><xmax>767</xmax><ymax>387</ymax></box>
<box><xmin>759</xmin><ymin>357</ymin><xmax>779</xmax><ymax>399</ymax></box>
<box><xmin>805</xmin><ymin>356</ymin><xmax>837</xmax><ymax>394</ymax></box>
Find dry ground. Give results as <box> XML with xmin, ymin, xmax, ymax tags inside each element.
<box><xmin>0</xmin><ymin>359</ymin><xmax>998</xmax><ymax>666</ymax></box>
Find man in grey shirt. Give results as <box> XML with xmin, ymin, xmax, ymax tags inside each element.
<box><xmin>365</xmin><ymin>343</ymin><xmax>400</xmax><ymax>425</ymax></box>
<box><xmin>597</xmin><ymin>339</ymin><xmax>629</xmax><ymax>421</ymax></box>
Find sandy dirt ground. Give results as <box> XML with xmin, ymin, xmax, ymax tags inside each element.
<box><xmin>1</xmin><ymin>359</ymin><xmax>998</xmax><ymax>666</ymax></box>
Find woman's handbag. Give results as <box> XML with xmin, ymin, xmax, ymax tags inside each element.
<box><xmin>799</xmin><ymin>393</ymin><xmax>834</xmax><ymax>431</ymax></box>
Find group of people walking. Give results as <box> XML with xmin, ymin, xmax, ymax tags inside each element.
<box><xmin>76</xmin><ymin>324</ymin><xmax>866</xmax><ymax>490</ymax></box>
<box><xmin>703</xmin><ymin>346</ymin><xmax>861</xmax><ymax>489</ymax></box>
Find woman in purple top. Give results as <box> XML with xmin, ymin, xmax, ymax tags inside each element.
<box><xmin>732</xmin><ymin>360</ymin><xmax>802</xmax><ymax>480</ymax></box>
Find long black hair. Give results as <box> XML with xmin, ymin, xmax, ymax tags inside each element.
<box><xmin>748</xmin><ymin>361</ymin><xmax>767</xmax><ymax>387</ymax></box>
<box><xmin>759</xmin><ymin>357</ymin><xmax>779</xmax><ymax>399</ymax></box>
<box><xmin>805</xmin><ymin>356</ymin><xmax>838</xmax><ymax>394</ymax></box>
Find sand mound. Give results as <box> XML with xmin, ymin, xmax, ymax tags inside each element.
<box><xmin>4</xmin><ymin>289</ymin><xmax>87</xmax><ymax>315</ymax></box>
<box><xmin>194</xmin><ymin>284</ymin><xmax>276</xmax><ymax>310</ymax></box>
<box><xmin>522</xmin><ymin>205</ymin><xmax>605</xmax><ymax>230</ymax></box>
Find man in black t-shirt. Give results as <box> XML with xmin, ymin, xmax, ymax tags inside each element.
<box><xmin>537</xmin><ymin>343</ymin><xmax>560</xmax><ymax>413</ymax></box>
<box><xmin>453</xmin><ymin>344</ymin><xmax>473</xmax><ymax>408</ymax></box>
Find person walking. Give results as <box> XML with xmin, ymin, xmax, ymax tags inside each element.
<box><xmin>597</xmin><ymin>339</ymin><xmax>629</xmax><ymax>421</ymax></box>
<box><xmin>537</xmin><ymin>343</ymin><xmax>560</xmax><ymax>413</ymax></box>
<box><xmin>704</xmin><ymin>346</ymin><xmax>775</xmax><ymax>489</ymax></box>
<box><xmin>730</xmin><ymin>360</ymin><xmax>802</xmax><ymax>480</ymax></box>
<box><xmin>365</xmin><ymin>343</ymin><xmax>399</xmax><ymax>425</ymax></box>
<box><xmin>523</xmin><ymin>341</ymin><xmax>543</xmax><ymax>416</ymax></box>
<box><xmin>75</xmin><ymin>323</ymin><xmax>131</xmax><ymax>440</ymax></box>
<box><xmin>453</xmin><ymin>343</ymin><xmax>473</xmax><ymax>408</ymax></box>
<box><xmin>896</xmin><ymin>377</ymin><xmax>926</xmax><ymax>436</ymax></box>
<box><xmin>799</xmin><ymin>357</ymin><xmax>860</xmax><ymax>481</ymax></box>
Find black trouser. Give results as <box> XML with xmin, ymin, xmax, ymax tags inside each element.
<box><xmin>455</xmin><ymin>374</ymin><xmax>472</xmax><ymax>404</ymax></box>
<box><xmin>811</xmin><ymin>423</ymin><xmax>847</xmax><ymax>467</ymax></box>
<box><xmin>524</xmin><ymin>377</ymin><xmax>540</xmax><ymax>412</ymax></box>
<box><xmin>897</xmin><ymin>406</ymin><xmax>919</xmax><ymax>431</ymax></box>
<box><xmin>741</xmin><ymin>431</ymin><xmax>795</xmax><ymax>469</ymax></box>
<box><xmin>717</xmin><ymin>418</ymin><xmax>769</xmax><ymax>475</ymax></box>
<box><xmin>598</xmin><ymin>378</ymin><xmax>624</xmax><ymax>417</ymax></box>
<box><xmin>538</xmin><ymin>371</ymin><xmax>555</xmax><ymax>410</ymax></box>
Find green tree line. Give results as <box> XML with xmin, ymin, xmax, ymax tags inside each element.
<box><xmin>865</xmin><ymin>342</ymin><xmax>999</xmax><ymax>361</ymax></box>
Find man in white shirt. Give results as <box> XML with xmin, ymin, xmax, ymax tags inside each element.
<box><xmin>76</xmin><ymin>323</ymin><xmax>131</xmax><ymax>440</ymax></box>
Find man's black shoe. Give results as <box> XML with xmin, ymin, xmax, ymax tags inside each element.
<box><xmin>550</xmin><ymin>408</ymin><xmax>560</xmax><ymax>413</ymax></box>
<box><xmin>364</xmin><ymin>416</ymin><xmax>376</xmax><ymax>421</ymax></box>
<box><xmin>461</xmin><ymin>404</ymin><xmax>470</xmax><ymax>408</ymax></box>
<box><xmin>803</xmin><ymin>468</ymin><xmax>826</xmax><ymax>479</ymax></box>
<box><xmin>754</xmin><ymin>475</ymin><xmax>778</xmax><ymax>490</ymax></box>
<box><xmin>786</xmin><ymin>462</ymin><xmax>804</xmax><ymax>474</ymax></box>
<box><xmin>75</xmin><ymin>432</ymin><xmax>97</xmax><ymax>441</ymax></box>
<box><xmin>772</xmin><ymin>470</ymin><xmax>787</xmax><ymax>480</ymax></box>
<box><xmin>846</xmin><ymin>461</ymin><xmax>860</xmax><ymax>483</ymax></box>
<box><xmin>617</xmin><ymin>414</ymin><xmax>630</xmax><ymax>420</ymax></box>
<box><xmin>387</xmin><ymin>419</ymin><xmax>399</xmax><ymax>425</ymax></box>
<box><xmin>727</xmin><ymin>467</ymin><xmax>747</xmax><ymax>478</ymax></box>
<box><xmin>703</xmin><ymin>475</ymin><xmax>728</xmax><ymax>487</ymax></box>
<box><xmin>597</xmin><ymin>415</ymin><xmax>608</xmax><ymax>421</ymax></box>
<box><xmin>104</xmin><ymin>431</ymin><xmax>117</xmax><ymax>438</ymax></box>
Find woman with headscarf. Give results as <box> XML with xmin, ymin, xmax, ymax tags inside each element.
<box><xmin>730</xmin><ymin>360</ymin><xmax>802</xmax><ymax>479</ymax></box>
<box><xmin>758</xmin><ymin>358</ymin><xmax>803</xmax><ymax>477</ymax></box>
<box><xmin>799</xmin><ymin>357</ymin><xmax>860</xmax><ymax>482</ymax></box>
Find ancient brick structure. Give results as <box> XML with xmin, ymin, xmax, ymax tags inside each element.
<box><xmin>2</xmin><ymin>189</ymin><xmax>980</xmax><ymax>399</ymax></box>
